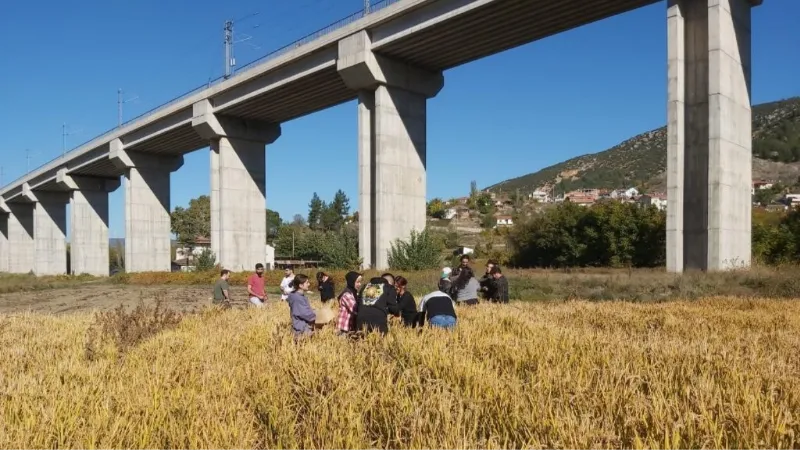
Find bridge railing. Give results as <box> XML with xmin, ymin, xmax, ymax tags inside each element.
<box><xmin>3</xmin><ymin>0</ymin><xmax>403</xmax><ymax>191</ymax></box>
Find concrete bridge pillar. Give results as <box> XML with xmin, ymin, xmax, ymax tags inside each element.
<box><xmin>5</xmin><ymin>201</ymin><xmax>35</xmax><ymax>274</ymax></box>
<box><xmin>0</xmin><ymin>199</ymin><xmax>9</xmax><ymax>273</ymax></box>
<box><xmin>57</xmin><ymin>170</ymin><xmax>120</xmax><ymax>276</ymax></box>
<box><xmin>192</xmin><ymin>100</ymin><xmax>281</xmax><ymax>272</ymax></box>
<box><xmin>667</xmin><ymin>0</ymin><xmax>760</xmax><ymax>272</ymax></box>
<box><xmin>5</xmin><ymin>184</ymin><xmax>70</xmax><ymax>275</ymax></box>
<box><xmin>110</xmin><ymin>139</ymin><xmax>183</xmax><ymax>272</ymax></box>
<box><xmin>337</xmin><ymin>30</ymin><xmax>444</xmax><ymax>270</ymax></box>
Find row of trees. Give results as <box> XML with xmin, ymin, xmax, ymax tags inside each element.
<box><xmin>170</xmin><ymin>195</ymin><xmax>284</xmax><ymax>251</ymax></box>
<box><xmin>752</xmin><ymin>208</ymin><xmax>800</xmax><ymax>264</ymax></box>
<box><xmin>272</xmin><ymin>190</ymin><xmax>360</xmax><ymax>269</ymax></box>
<box><xmin>507</xmin><ymin>201</ymin><xmax>666</xmax><ymax>268</ymax></box>
<box><xmin>506</xmin><ymin>201</ymin><xmax>800</xmax><ymax>268</ymax></box>
<box><xmin>166</xmin><ymin>188</ymin><xmax>800</xmax><ymax>272</ymax></box>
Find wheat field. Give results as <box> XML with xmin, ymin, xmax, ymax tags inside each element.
<box><xmin>1</xmin><ymin>297</ymin><xmax>799</xmax><ymax>449</ymax></box>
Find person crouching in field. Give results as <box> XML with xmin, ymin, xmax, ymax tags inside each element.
<box><xmin>438</xmin><ymin>267</ymin><xmax>454</xmax><ymax>296</ymax></box>
<box><xmin>394</xmin><ymin>276</ymin><xmax>418</xmax><ymax>327</ymax></box>
<box><xmin>336</xmin><ymin>271</ymin><xmax>362</xmax><ymax>336</ymax></box>
<box><xmin>317</xmin><ymin>271</ymin><xmax>335</xmax><ymax>304</ymax></box>
<box><xmin>356</xmin><ymin>275</ymin><xmax>400</xmax><ymax>335</ymax></box>
<box><xmin>417</xmin><ymin>284</ymin><xmax>457</xmax><ymax>329</ymax></box>
<box><xmin>287</xmin><ymin>274</ymin><xmax>316</xmax><ymax>339</ymax></box>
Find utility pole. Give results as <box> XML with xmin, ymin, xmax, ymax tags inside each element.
<box><xmin>117</xmin><ymin>88</ymin><xmax>139</xmax><ymax>127</ymax></box>
<box><xmin>223</xmin><ymin>13</ymin><xmax>260</xmax><ymax>80</ymax></box>
<box><xmin>61</xmin><ymin>123</ymin><xmax>81</xmax><ymax>157</ymax></box>
<box><xmin>224</xmin><ymin>20</ymin><xmax>233</xmax><ymax>79</ymax></box>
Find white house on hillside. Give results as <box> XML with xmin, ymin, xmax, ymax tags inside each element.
<box><xmin>530</xmin><ymin>189</ymin><xmax>550</xmax><ymax>203</ymax></box>
<box><xmin>495</xmin><ymin>215</ymin><xmax>514</xmax><ymax>227</ymax></box>
<box><xmin>638</xmin><ymin>194</ymin><xmax>667</xmax><ymax>211</ymax></box>
<box><xmin>611</xmin><ymin>187</ymin><xmax>640</xmax><ymax>199</ymax></box>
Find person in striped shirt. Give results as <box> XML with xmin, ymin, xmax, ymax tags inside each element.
<box><xmin>336</xmin><ymin>271</ymin><xmax>362</xmax><ymax>336</ymax></box>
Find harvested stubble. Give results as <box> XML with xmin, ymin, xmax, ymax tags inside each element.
<box><xmin>1</xmin><ymin>297</ymin><xmax>799</xmax><ymax>448</ymax></box>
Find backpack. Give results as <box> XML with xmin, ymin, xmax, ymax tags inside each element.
<box><xmin>361</xmin><ymin>281</ymin><xmax>385</xmax><ymax>307</ymax></box>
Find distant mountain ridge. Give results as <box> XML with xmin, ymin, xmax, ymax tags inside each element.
<box><xmin>487</xmin><ymin>97</ymin><xmax>800</xmax><ymax>194</ymax></box>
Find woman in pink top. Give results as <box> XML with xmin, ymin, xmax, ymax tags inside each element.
<box><xmin>336</xmin><ymin>271</ymin><xmax>362</xmax><ymax>335</ymax></box>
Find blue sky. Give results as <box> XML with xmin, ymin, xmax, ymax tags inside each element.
<box><xmin>0</xmin><ymin>0</ymin><xmax>798</xmax><ymax>238</ymax></box>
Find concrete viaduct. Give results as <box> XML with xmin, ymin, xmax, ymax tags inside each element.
<box><xmin>0</xmin><ymin>0</ymin><xmax>762</xmax><ymax>274</ymax></box>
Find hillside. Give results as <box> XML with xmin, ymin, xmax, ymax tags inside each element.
<box><xmin>488</xmin><ymin>97</ymin><xmax>800</xmax><ymax>194</ymax></box>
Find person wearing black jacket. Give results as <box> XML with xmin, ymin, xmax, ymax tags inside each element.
<box><xmin>490</xmin><ymin>266</ymin><xmax>510</xmax><ymax>303</ymax></box>
<box><xmin>356</xmin><ymin>274</ymin><xmax>400</xmax><ymax>334</ymax></box>
<box><xmin>316</xmin><ymin>271</ymin><xmax>335</xmax><ymax>303</ymax></box>
<box><xmin>394</xmin><ymin>276</ymin><xmax>418</xmax><ymax>327</ymax></box>
<box><xmin>479</xmin><ymin>260</ymin><xmax>498</xmax><ymax>301</ymax></box>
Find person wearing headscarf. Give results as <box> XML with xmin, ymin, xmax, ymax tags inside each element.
<box><xmin>336</xmin><ymin>271</ymin><xmax>362</xmax><ymax>335</ymax></box>
<box><xmin>438</xmin><ymin>267</ymin><xmax>454</xmax><ymax>296</ymax></box>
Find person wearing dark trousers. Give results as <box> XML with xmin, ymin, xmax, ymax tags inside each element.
<box><xmin>356</xmin><ymin>274</ymin><xmax>400</xmax><ymax>335</ymax></box>
<box><xmin>394</xmin><ymin>276</ymin><xmax>418</xmax><ymax>327</ymax></box>
<box><xmin>417</xmin><ymin>286</ymin><xmax>457</xmax><ymax>329</ymax></box>
<box><xmin>316</xmin><ymin>271</ymin><xmax>335</xmax><ymax>303</ymax></box>
<box><xmin>490</xmin><ymin>266</ymin><xmax>509</xmax><ymax>303</ymax></box>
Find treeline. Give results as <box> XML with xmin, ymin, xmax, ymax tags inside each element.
<box><xmin>507</xmin><ymin>201</ymin><xmax>800</xmax><ymax>268</ymax></box>
<box><xmin>507</xmin><ymin>201</ymin><xmax>666</xmax><ymax>268</ymax></box>
<box><xmin>752</xmin><ymin>208</ymin><xmax>800</xmax><ymax>264</ymax></box>
<box><xmin>273</xmin><ymin>190</ymin><xmax>361</xmax><ymax>269</ymax></box>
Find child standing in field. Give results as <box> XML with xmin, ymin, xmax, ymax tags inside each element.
<box><xmin>287</xmin><ymin>274</ymin><xmax>316</xmax><ymax>339</ymax></box>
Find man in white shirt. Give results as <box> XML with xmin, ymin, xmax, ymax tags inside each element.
<box><xmin>279</xmin><ymin>266</ymin><xmax>295</xmax><ymax>301</ymax></box>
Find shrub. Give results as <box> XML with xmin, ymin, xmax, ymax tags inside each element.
<box><xmin>508</xmin><ymin>201</ymin><xmax>665</xmax><ymax>268</ymax></box>
<box><xmin>388</xmin><ymin>228</ymin><xmax>443</xmax><ymax>271</ymax></box>
<box><xmin>84</xmin><ymin>295</ymin><xmax>183</xmax><ymax>360</ymax></box>
<box><xmin>194</xmin><ymin>248</ymin><xmax>217</xmax><ymax>272</ymax></box>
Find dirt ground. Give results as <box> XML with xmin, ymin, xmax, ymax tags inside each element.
<box><xmin>0</xmin><ymin>284</ymin><xmax>302</xmax><ymax>315</ymax></box>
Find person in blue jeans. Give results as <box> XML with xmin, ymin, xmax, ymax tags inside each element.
<box><xmin>417</xmin><ymin>287</ymin><xmax>458</xmax><ymax>329</ymax></box>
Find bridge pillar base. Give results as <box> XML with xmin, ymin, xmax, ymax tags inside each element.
<box><xmin>6</xmin><ymin>203</ymin><xmax>35</xmax><ymax>274</ymax></box>
<box><xmin>667</xmin><ymin>0</ymin><xmax>755</xmax><ymax>272</ymax></box>
<box><xmin>338</xmin><ymin>31</ymin><xmax>442</xmax><ymax>270</ymax></box>
<box><xmin>58</xmin><ymin>170</ymin><xmax>120</xmax><ymax>276</ymax></box>
<box><xmin>110</xmin><ymin>140</ymin><xmax>184</xmax><ymax>273</ymax></box>
<box><xmin>32</xmin><ymin>191</ymin><xmax>70</xmax><ymax>276</ymax></box>
<box><xmin>0</xmin><ymin>200</ymin><xmax>8</xmax><ymax>273</ymax></box>
<box><xmin>193</xmin><ymin>100</ymin><xmax>281</xmax><ymax>272</ymax></box>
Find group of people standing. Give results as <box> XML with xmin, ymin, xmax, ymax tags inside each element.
<box><xmin>210</xmin><ymin>255</ymin><xmax>510</xmax><ymax>339</ymax></box>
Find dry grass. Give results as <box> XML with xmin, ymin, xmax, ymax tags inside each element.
<box><xmin>1</xmin><ymin>297</ymin><xmax>800</xmax><ymax>448</ymax></box>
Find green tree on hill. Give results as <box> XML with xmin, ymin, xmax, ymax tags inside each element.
<box><xmin>427</xmin><ymin>198</ymin><xmax>446</xmax><ymax>219</ymax></box>
<box><xmin>308</xmin><ymin>193</ymin><xmax>324</xmax><ymax>230</ymax></box>
<box><xmin>170</xmin><ymin>195</ymin><xmax>211</xmax><ymax>252</ymax></box>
